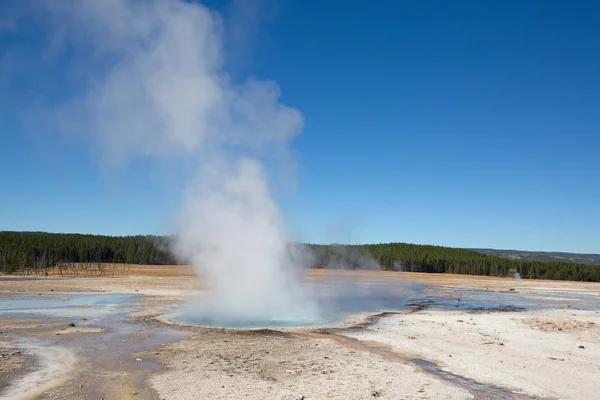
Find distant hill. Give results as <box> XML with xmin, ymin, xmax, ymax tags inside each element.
<box><xmin>470</xmin><ymin>248</ymin><xmax>600</xmax><ymax>265</ymax></box>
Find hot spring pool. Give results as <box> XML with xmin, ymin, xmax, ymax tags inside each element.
<box><xmin>164</xmin><ymin>281</ymin><xmax>599</xmax><ymax>328</ymax></box>
<box><xmin>165</xmin><ymin>281</ymin><xmax>420</xmax><ymax>328</ymax></box>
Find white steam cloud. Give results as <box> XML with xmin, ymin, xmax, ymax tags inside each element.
<box><xmin>15</xmin><ymin>0</ymin><xmax>318</xmax><ymax>323</ymax></box>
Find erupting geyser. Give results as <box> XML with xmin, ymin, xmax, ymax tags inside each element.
<box><xmin>29</xmin><ymin>0</ymin><xmax>321</xmax><ymax>325</ymax></box>
<box><xmin>175</xmin><ymin>159</ymin><xmax>321</xmax><ymax>325</ymax></box>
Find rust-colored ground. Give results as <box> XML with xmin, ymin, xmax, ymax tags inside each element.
<box><xmin>3</xmin><ymin>264</ymin><xmax>599</xmax><ymax>294</ymax></box>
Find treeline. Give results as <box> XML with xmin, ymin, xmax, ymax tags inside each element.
<box><xmin>0</xmin><ymin>231</ymin><xmax>176</xmax><ymax>274</ymax></box>
<box><xmin>308</xmin><ymin>243</ymin><xmax>600</xmax><ymax>282</ymax></box>
<box><xmin>1</xmin><ymin>231</ymin><xmax>599</xmax><ymax>282</ymax></box>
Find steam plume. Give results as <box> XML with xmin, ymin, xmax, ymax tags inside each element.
<box><xmin>14</xmin><ymin>0</ymin><xmax>318</xmax><ymax>323</ymax></box>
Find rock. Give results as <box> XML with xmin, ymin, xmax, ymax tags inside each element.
<box><xmin>579</xmin><ymin>345</ymin><xmax>585</xmax><ymax>349</ymax></box>
<box><xmin>68</xmin><ymin>323</ymin><xmax>75</xmax><ymax>327</ymax></box>
<box><xmin>456</xmin><ymin>320</ymin><xmax>463</xmax><ymax>322</ymax></box>
<box><xmin>498</xmin><ymin>342</ymin><xmax>504</xmax><ymax>346</ymax></box>
<box><xmin>372</xmin><ymin>390</ymin><xmax>381</xmax><ymax>397</ymax></box>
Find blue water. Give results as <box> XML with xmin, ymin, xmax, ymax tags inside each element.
<box><xmin>428</xmin><ymin>289</ymin><xmax>599</xmax><ymax>311</ymax></box>
<box><xmin>0</xmin><ymin>293</ymin><xmax>138</xmax><ymax>319</ymax></box>
<box><xmin>168</xmin><ymin>282</ymin><xmax>599</xmax><ymax>328</ymax></box>
<box><xmin>1</xmin><ymin>282</ymin><xmax>597</xmax><ymax>329</ymax></box>
<box><xmin>167</xmin><ymin>282</ymin><xmax>418</xmax><ymax>328</ymax></box>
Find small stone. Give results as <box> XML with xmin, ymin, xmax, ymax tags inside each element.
<box><xmin>68</xmin><ymin>323</ymin><xmax>75</xmax><ymax>327</ymax></box>
<box><xmin>448</xmin><ymin>355</ymin><xmax>452</xmax><ymax>357</ymax></box>
<box><xmin>372</xmin><ymin>390</ymin><xmax>381</xmax><ymax>397</ymax></box>
<box><xmin>456</xmin><ymin>320</ymin><xmax>463</xmax><ymax>322</ymax></box>
<box><xmin>579</xmin><ymin>345</ymin><xmax>585</xmax><ymax>349</ymax></box>
<box><xmin>498</xmin><ymin>342</ymin><xmax>504</xmax><ymax>346</ymax></box>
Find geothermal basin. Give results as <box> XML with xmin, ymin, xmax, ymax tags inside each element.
<box><xmin>1</xmin><ymin>268</ymin><xmax>599</xmax><ymax>400</ymax></box>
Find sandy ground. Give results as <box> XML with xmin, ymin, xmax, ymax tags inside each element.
<box><xmin>344</xmin><ymin>308</ymin><xmax>600</xmax><ymax>399</ymax></box>
<box><xmin>138</xmin><ymin>327</ymin><xmax>471</xmax><ymax>400</ymax></box>
<box><xmin>1</xmin><ymin>268</ymin><xmax>600</xmax><ymax>399</ymax></box>
<box><xmin>0</xmin><ymin>347</ymin><xmax>28</xmax><ymax>390</ymax></box>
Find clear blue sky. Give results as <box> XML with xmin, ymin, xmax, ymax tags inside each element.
<box><xmin>1</xmin><ymin>0</ymin><xmax>599</xmax><ymax>253</ymax></box>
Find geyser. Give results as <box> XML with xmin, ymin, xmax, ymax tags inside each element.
<box><xmin>175</xmin><ymin>159</ymin><xmax>321</xmax><ymax>324</ymax></box>
<box><xmin>23</xmin><ymin>0</ymin><xmax>320</xmax><ymax>324</ymax></box>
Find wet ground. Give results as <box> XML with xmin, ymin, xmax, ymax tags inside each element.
<box><xmin>0</xmin><ymin>293</ymin><xmax>188</xmax><ymax>399</ymax></box>
<box><xmin>1</xmin><ymin>271</ymin><xmax>599</xmax><ymax>399</ymax></box>
<box><xmin>167</xmin><ymin>279</ymin><xmax>599</xmax><ymax>328</ymax></box>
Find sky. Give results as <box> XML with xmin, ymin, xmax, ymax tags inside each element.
<box><xmin>1</xmin><ymin>0</ymin><xmax>599</xmax><ymax>253</ymax></box>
